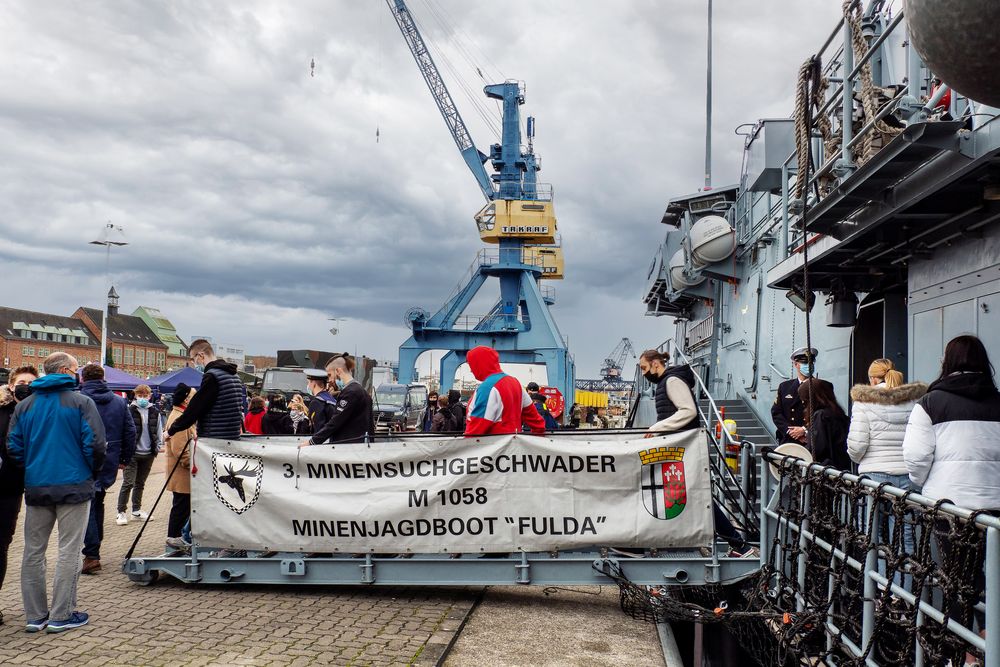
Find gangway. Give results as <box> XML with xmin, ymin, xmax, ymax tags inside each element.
<box><xmin>122</xmin><ymin>414</ymin><xmax>998</xmax><ymax>664</ymax></box>
<box><xmin>123</xmin><ymin>429</ymin><xmax>763</xmax><ymax>590</ymax></box>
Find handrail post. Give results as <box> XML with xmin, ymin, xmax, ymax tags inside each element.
<box><xmin>987</xmin><ymin>526</ymin><xmax>999</xmax><ymax>667</ymax></box>
<box><xmin>914</xmin><ymin>583</ymin><xmax>928</xmax><ymax>667</ymax></box>
<box><xmin>838</xmin><ymin>15</ymin><xmax>855</xmax><ymax>178</ymax></box>
<box><xmin>861</xmin><ymin>495</ymin><xmax>879</xmax><ymax>657</ymax></box>
<box><xmin>760</xmin><ymin>452</ymin><xmax>773</xmax><ymax>566</ymax></box>
<box><xmin>796</xmin><ymin>469</ymin><xmax>810</xmax><ymax>613</ymax></box>
<box><xmin>740</xmin><ymin>441</ymin><xmax>752</xmax><ymax>520</ymax></box>
<box><xmin>781</xmin><ymin>162</ymin><xmax>791</xmax><ymax>258</ymax></box>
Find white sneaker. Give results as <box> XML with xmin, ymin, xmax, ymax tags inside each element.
<box><xmin>165</xmin><ymin>536</ymin><xmax>190</xmax><ymax>549</ymax></box>
<box><xmin>131</xmin><ymin>510</ymin><xmax>150</xmax><ymax>521</ymax></box>
<box><xmin>115</xmin><ymin>512</ymin><xmax>128</xmax><ymax>526</ymax></box>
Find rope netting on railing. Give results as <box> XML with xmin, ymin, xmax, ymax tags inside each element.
<box><xmin>604</xmin><ymin>457</ymin><xmax>994</xmax><ymax>666</ymax></box>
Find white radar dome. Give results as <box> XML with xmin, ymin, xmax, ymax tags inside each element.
<box><xmin>689</xmin><ymin>215</ymin><xmax>736</xmax><ymax>265</ymax></box>
<box><xmin>669</xmin><ymin>249</ymin><xmax>705</xmax><ymax>289</ymax></box>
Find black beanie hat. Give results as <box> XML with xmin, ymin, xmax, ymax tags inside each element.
<box><xmin>172</xmin><ymin>383</ymin><xmax>192</xmax><ymax>406</ymax></box>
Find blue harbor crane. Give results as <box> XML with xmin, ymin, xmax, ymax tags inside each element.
<box><xmin>388</xmin><ymin>0</ymin><xmax>574</xmax><ymax>403</ymax></box>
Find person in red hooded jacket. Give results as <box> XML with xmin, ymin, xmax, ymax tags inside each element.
<box><xmin>464</xmin><ymin>346</ymin><xmax>546</xmax><ymax>436</ymax></box>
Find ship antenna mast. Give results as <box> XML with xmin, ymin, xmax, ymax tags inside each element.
<box><xmin>704</xmin><ymin>0</ymin><xmax>713</xmax><ymax>190</ymax></box>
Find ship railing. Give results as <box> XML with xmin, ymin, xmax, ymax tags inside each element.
<box><xmin>735</xmin><ymin>2</ymin><xmax>978</xmax><ymax>261</ymax></box>
<box><xmin>761</xmin><ymin>452</ymin><xmax>1000</xmax><ymax>666</ymax></box>
<box><xmin>450</xmin><ymin>314</ymin><xmax>493</xmax><ymax>331</ymax></box>
<box><xmin>687</xmin><ymin>313</ymin><xmax>714</xmax><ymax>351</ymax></box>
<box><xmin>441</xmin><ymin>247</ymin><xmax>553</xmax><ymax>305</ymax></box>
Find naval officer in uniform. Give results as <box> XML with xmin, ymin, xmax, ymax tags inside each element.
<box><xmin>304</xmin><ymin>368</ymin><xmax>338</xmax><ymax>441</ymax></box>
<box><xmin>300</xmin><ymin>355</ymin><xmax>373</xmax><ymax>447</ymax></box>
<box><xmin>771</xmin><ymin>347</ymin><xmax>834</xmax><ymax>444</ymax></box>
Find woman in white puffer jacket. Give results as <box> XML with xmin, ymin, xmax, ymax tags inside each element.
<box><xmin>848</xmin><ymin>359</ymin><xmax>927</xmax><ymax>565</ymax></box>
<box><xmin>848</xmin><ymin>359</ymin><xmax>928</xmax><ymax>485</ymax></box>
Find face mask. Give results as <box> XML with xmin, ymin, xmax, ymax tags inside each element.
<box><xmin>13</xmin><ymin>384</ymin><xmax>32</xmax><ymax>402</ymax></box>
<box><xmin>194</xmin><ymin>364</ymin><xmax>205</xmax><ymax>372</ymax></box>
<box><xmin>643</xmin><ymin>370</ymin><xmax>660</xmax><ymax>383</ymax></box>
<box><xmin>335</xmin><ymin>378</ymin><xmax>346</xmax><ymax>390</ymax></box>
<box><xmin>137</xmin><ymin>398</ymin><xmax>150</xmax><ymax>409</ymax></box>
<box><xmin>798</xmin><ymin>363</ymin><xmax>814</xmax><ymax>377</ymax></box>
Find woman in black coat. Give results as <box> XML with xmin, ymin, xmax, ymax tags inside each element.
<box><xmin>262</xmin><ymin>394</ymin><xmax>294</xmax><ymax>435</ymax></box>
<box><xmin>798</xmin><ymin>378</ymin><xmax>850</xmax><ymax>471</ymax></box>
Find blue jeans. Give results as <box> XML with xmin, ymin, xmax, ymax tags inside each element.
<box><xmin>866</xmin><ymin>472</ymin><xmax>916</xmax><ymax>588</ymax></box>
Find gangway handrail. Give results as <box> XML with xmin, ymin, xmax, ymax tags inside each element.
<box><xmin>657</xmin><ymin>340</ymin><xmax>760</xmax><ymax>533</ymax></box>
<box><xmin>763</xmin><ymin>450</ymin><xmax>1000</xmax><ymax>530</ymax></box>
<box><xmin>761</xmin><ymin>449</ymin><xmax>999</xmax><ymax>665</ymax></box>
<box><xmin>660</xmin><ymin>340</ymin><xmax>739</xmax><ymax>449</ymax></box>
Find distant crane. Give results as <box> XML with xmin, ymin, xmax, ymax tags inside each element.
<box><xmin>388</xmin><ymin>0</ymin><xmax>574</xmax><ymax>404</ymax></box>
<box><xmin>575</xmin><ymin>338</ymin><xmax>636</xmax><ymax>394</ymax></box>
<box><xmin>600</xmin><ymin>338</ymin><xmax>637</xmax><ymax>381</ymax></box>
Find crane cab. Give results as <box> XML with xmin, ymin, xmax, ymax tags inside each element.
<box><xmin>475</xmin><ymin>199</ymin><xmax>558</xmax><ymax>245</ymax></box>
<box><xmin>523</xmin><ymin>245</ymin><xmax>564</xmax><ymax>280</ymax></box>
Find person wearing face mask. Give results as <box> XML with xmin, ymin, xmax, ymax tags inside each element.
<box><xmin>639</xmin><ymin>349</ymin><xmax>756</xmax><ymax>557</ymax></box>
<box><xmin>304</xmin><ymin>369</ymin><xmax>338</xmax><ymax>441</ymax></box>
<box><xmin>167</xmin><ymin>339</ymin><xmax>245</xmax><ymax>441</ymax></box>
<box><xmin>77</xmin><ymin>364</ymin><xmax>136</xmax><ymax>574</ymax></box>
<box><xmin>771</xmin><ymin>348</ymin><xmax>834</xmax><ymax>445</ymax></box>
<box><xmin>288</xmin><ymin>393</ymin><xmax>312</xmax><ymax>435</ymax></box>
<box><xmin>301</xmin><ymin>354</ymin><xmax>373</xmax><ymax>447</ymax></box>
<box><xmin>0</xmin><ymin>365</ymin><xmax>39</xmax><ymax>625</ymax></box>
<box><xmin>7</xmin><ymin>352</ymin><xmax>106</xmax><ymax>633</ymax></box>
<box><xmin>639</xmin><ymin>349</ymin><xmax>701</xmax><ymax>437</ymax></box>
<box><xmin>116</xmin><ymin>384</ymin><xmax>161</xmax><ymax>529</ymax></box>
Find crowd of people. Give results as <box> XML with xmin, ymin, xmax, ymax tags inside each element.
<box><xmin>4</xmin><ymin>333</ymin><xmax>997</xmax><ymax>637</ymax></box>
<box><xmin>760</xmin><ymin>335</ymin><xmax>1000</xmax><ymax>519</ymax></box>
<box><xmin>0</xmin><ymin>335</ymin><xmax>591</xmax><ymax>639</ymax></box>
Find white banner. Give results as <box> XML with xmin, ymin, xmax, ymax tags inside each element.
<box><xmin>191</xmin><ymin>430</ymin><xmax>714</xmax><ymax>552</ymax></box>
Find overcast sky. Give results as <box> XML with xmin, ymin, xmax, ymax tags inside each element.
<box><xmin>0</xmin><ymin>0</ymin><xmax>842</xmax><ymax>378</ymax></box>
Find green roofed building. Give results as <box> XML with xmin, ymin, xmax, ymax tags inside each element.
<box><xmin>132</xmin><ymin>306</ymin><xmax>190</xmax><ymax>370</ymax></box>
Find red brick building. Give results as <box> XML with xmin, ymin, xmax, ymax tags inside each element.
<box><xmin>0</xmin><ymin>307</ymin><xmax>100</xmax><ymax>370</ymax></box>
<box><xmin>73</xmin><ymin>294</ymin><xmax>168</xmax><ymax>378</ymax></box>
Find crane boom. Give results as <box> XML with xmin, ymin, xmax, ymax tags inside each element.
<box><xmin>601</xmin><ymin>338</ymin><xmax>637</xmax><ymax>381</ymax></box>
<box><xmin>386</xmin><ymin>0</ymin><xmax>495</xmax><ymax>200</ymax></box>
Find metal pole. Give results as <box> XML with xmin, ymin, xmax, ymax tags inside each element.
<box><xmin>781</xmin><ymin>162</ymin><xmax>791</xmax><ymax>258</ymax></box>
<box><xmin>841</xmin><ymin>17</ymin><xmax>854</xmax><ymax>166</ymax></box>
<box><xmin>986</xmin><ymin>527</ymin><xmax>999</xmax><ymax>667</ymax></box>
<box><xmin>906</xmin><ymin>22</ymin><xmax>922</xmax><ymax>99</ymax></box>
<box><xmin>693</xmin><ymin>622</ymin><xmax>704</xmax><ymax>667</ymax></box>
<box><xmin>860</xmin><ymin>496</ymin><xmax>878</xmax><ymax>656</ymax></box>
<box><xmin>704</xmin><ymin>0</ymin><xmax>712</xmax><ymax>189</ymax></box>
<box><xmin>101</xmin><ymin>243</ymin><xmax>110</xmax><ymax>367</ymax></box>
<box><xmin>740</xmin><ymin>442</ymin><xmax>751</xmax><ymax>519</ymax></box>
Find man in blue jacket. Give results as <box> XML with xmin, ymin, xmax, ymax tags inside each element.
<box><xmin>7</xmin><ymin>352</ymin><xmax>106</xmax><ymax>634</ymax></box>
<box><xmin>79</xmin><ymin>364</ymin><xmax>135</xmax><ymax>575</ymax></box>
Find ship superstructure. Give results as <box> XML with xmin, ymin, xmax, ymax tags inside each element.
<box><xmin>644</xmin><ymin>2</ymin><xmax>1000</xmax><ymax>426</ymax></box>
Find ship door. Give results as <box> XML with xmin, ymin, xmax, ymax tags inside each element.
<box><xmin>851</xmin><ymin>293</ymin><xmax>907</xmax><ymax>386</ymax></box>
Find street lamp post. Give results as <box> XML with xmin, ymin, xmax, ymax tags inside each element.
<box><xmin>89</xmin><ymin>222</ymin><xmax>128</xmax><ymax>367</ymax></box>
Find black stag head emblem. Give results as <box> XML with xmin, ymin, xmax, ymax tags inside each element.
<box><xmin>217</xmin><ymin>461</ymin><xmax>259</xmax><ymax>503</ymax></box>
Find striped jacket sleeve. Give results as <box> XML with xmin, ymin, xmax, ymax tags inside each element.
<box><xmin>465</xmin><ymin>386</ymin><xmax>504</xmax><ymax>435</ymax></box>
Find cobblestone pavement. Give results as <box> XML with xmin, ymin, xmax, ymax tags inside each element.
<box><xmin>0</xmin><ymin>460</ymin><xmax>478</xmax><ymax>666</ymax></box>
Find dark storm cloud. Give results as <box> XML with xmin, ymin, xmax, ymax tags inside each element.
<box><xmin>0</xmin><ymin>0</ymin><xmax>842</xmax><ymax>373</ymax></box>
